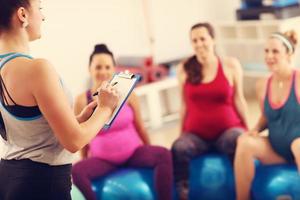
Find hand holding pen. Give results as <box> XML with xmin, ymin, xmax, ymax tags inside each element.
<box><xmin>94</xmin><ymin>81</ymin><xmax>120</xmax><ymax>113</ymax></box>
<box><xmin>93</xmin><ymin>81</ymin><xmax>118</xmax><ymax>96</ymax></box>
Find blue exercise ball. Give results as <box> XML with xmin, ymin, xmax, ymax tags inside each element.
<box><xmin>189</xmin><ymin>153</ymin><xmax>235</xmax><ymax>200</ymax></box>
<box><xmin>252</xmin><ymin>164</ymin><xmax>300</xmax><ymax>200</ymax></box>
<box><xmin>92</xmin><ymin>168</ymin><xmax>156</xmax><ymax>200</ymax></box>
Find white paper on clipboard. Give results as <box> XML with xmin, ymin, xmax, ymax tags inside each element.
<box><xmin>104</xmin><ymin>72</ymin><xmax>140</xmax><ymax>129</ymax></box>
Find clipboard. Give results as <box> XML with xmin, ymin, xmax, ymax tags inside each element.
<box><xmin>103</xmin><ymin>71</ymin><xmax>140</xmax><ymax>129</ymax></box>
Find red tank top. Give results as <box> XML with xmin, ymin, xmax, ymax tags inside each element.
<box><xmin>183</xmin><ymin>60</ymin><xmax>244</xmax><ymax>140</ymax></box>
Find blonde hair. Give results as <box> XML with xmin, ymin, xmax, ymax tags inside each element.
<box><xmin>284</xmin><ymin>30</ymin><xmax>298</xmax><ymax>47</ymax></box>
<box><xmin>270</xmin><ymin>30</ymin><xmax>298</xmax><ymax>54</ymax></box>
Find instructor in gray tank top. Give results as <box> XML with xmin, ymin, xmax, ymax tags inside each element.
<box><xmin>0</xmin><ymin>1</ymin><xmax>120</xmax><ymax>200</ymax></box>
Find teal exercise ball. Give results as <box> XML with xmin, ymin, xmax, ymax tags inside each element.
<box><xmin>92</xmin><ymin>168</ymin><xmax>156</xmax><ymax>200</ymax></box>
<box><xmin>189</xmin><ymin>153</ymin><xmax>235</xmax><ymax>200</ymax></box>
<box><xmin>252</xmin><ymin>164</ymin><xmax>300</xmax><ymax>200</ymax></box>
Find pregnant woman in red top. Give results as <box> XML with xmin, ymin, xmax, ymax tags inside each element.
<box><xmin>172</xmin><ymin>22</ymin><xmax>249</xmax><ymax>200</ymax></box>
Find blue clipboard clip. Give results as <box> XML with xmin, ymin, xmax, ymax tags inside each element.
<box><xmin>102</xmin><ymin>71</ymin><xmax>141</xmax><ymax>130</ymax></box>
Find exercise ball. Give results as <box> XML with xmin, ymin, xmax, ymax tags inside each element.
<box><xmin>252</xmin><ymin>164</ymin><xmax>300</xmax><ymax>200</ymax></box>
<box><xmin>71</xmin><ymin>185</ymin><xmax>86</xmax><ymax>200</ymax></box>
<box><xmin>92</xmin><ymin>168</ymin><xmax>156</xmax><ymax>200</ymax></box>
<box><xmin>189</xmin><ymin>153</ymin><xmax>235</xmax><ymax>200</ymax></box>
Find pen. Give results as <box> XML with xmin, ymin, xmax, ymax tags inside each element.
<box><xmin>92</xmin><ymin>82</ymin><xmax>118</xmax><ymax>96</ymax></box>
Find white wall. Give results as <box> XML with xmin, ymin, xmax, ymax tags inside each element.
<box><xmin>30</xmin><ymin>0</ymin><xmax>150</xmax><ymax>96</ymax></box>
<box><xmin>148</xmin><ymin>0</ymin><xmax>203</xmax><ymax>62</ymax></box>
<box><xmin>29</xmin><ymin>0</ymin><xmax>240</xmax><ymax>96</ymax></box>
<box><xmin>149</xmin><ymin>0</ymin><xmax>240</xmax><ymax>62</ymax></box>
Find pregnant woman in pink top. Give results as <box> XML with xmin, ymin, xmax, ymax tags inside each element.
<box><xmin>72</xmin><ymin>44</ymin><xmax>173</xmax><ymax>200</ymax></box>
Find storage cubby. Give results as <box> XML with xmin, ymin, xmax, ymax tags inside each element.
<box><xmin>216</xmin><ymin>26</ymin><xmax>238</xmax><ymax>40</ymax></box>
<box><xmin>259</xmin><ymin>25</ymin><xmax>280</xmax><ymax>39</ymax></box>
<box><xmin>237</xmin><ymin>25</ymin><xmax>259</xmax><ymax>39</ymax></box>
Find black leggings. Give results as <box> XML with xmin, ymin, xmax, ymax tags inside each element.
<box><xmin>0</xmin><ymin>159</ymin><xmax>72</xmax><ymax>200</ymax></box>
<box><xmin>172</xmin><ymin>127</ymin><xmax>244</xmax><ymax>184</ymax></box>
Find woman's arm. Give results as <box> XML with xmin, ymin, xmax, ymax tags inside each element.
<box><xmin>128</xmin><ymin>92</ymin><xmax>150</xmax><ymax>145</ymax></box>
<box><xmin>74</xmin><ymin>94</ymin><xmax>90</xmax><ymax>158</ymax></box>
<box><xmin>74</xmin><ymin>93</ymin><xmax>87</xmax><ymax>123</ymax></box>
<box><xmin>176</xmin><ymin>62</ymin><xmax>187</xmax><ymax>134</ymax></box>
<box><xmin>74</xmin><ymin>94</ymin><xmax>87</xmax><ymax>117</ymax></box>
<box><xmin>229</xmin><ymin>58</ymin><xmax>250</xmax><ymax>129</ymax></box>
<box><xmin>248</xmin><ymin>78</ymin><xmax>268</xmax><ymax>135</ymax></box>
<box><xmin>249</xmin><ymin>115</ymin><xmax>268</xmax><ymax>135</ymax></box>
<box><xmin>29</xmin><ymin>59</ymin><xmax>119</xmax><ymax>153</ymax></box>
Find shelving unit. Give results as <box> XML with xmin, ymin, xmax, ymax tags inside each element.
<box><xmin>135</xmin><ymin>77</ymin><xmax>180</xmax><ymax>129</ymax></box>
<box><xmin>215</xmin><ymin>16</ymin><xmax>300</xmax><ymax>76</ymax></box>
<box><xmin>213</xmin><ymin>17</ymin><xmax>300</xmax><ymax>98</ymax></box>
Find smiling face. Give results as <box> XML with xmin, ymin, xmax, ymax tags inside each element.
<box><xmin>89</xmin><ymin>53</ymin><xmax>115</xmax><ymax>86</ymax></box>
<box><xmin>264</xmin><ymin>37</ymin><xmax>291</xmax><ymax>72</ymax></box>
<box><xmin>190</xmin><ymin>26</ymin><xmax>215</xmax><ymax>58</ymax></box>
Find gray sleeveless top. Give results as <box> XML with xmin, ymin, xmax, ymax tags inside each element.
<box><xmin>0</xmin><ymin>53</ymin><xmax>74</xmax><ymax>166</ymax></box>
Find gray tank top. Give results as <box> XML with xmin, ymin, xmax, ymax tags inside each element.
<box><xmin>0</xmin><ymin>53</ymin><xmax>74</xmax><ymax>165</ymax></box>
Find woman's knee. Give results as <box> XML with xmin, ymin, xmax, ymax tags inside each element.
<box><xmin>216</xmin><ymin>129</ymin><xmax>243</xmax><ymax>154</ymax></box>
<box><xmin>171</xmin><ymin>138</ymin><xmax>191</xmax><ymax>156</ymax></box>
<box><xmin>171</xmin><ymin>134</ymin><xmax>198</xmax><ymax>153</ymax></box>
<box><xmin>153</xmin><ymin>146</ymin><xmax>172</xmax><ymax>164</ymax></box>
<box><xmin>71</xmin><ymin>160</ymin><xmax>91</xmax><ymax>180</ymax></box>
<box><xmin>236</xmin><ymin>134</ymin><xmax>256</xmax><ymax>154</ymax></box>
<box><xmin>291</xmin><ymin>138</ymin><xmax>300</xmax><ymax>155</ymax></box>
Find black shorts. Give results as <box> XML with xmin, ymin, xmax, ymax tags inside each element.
<box><xmin>0</xmin><ymin>159</ymin><xmax>72</xmax><ymax>200</ymax></box>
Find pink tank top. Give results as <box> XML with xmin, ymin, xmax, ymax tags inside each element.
<box><xmin>86</xmin><ymin>90</ymin><xmax>142</xmax><ymax>164</ymax></box>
